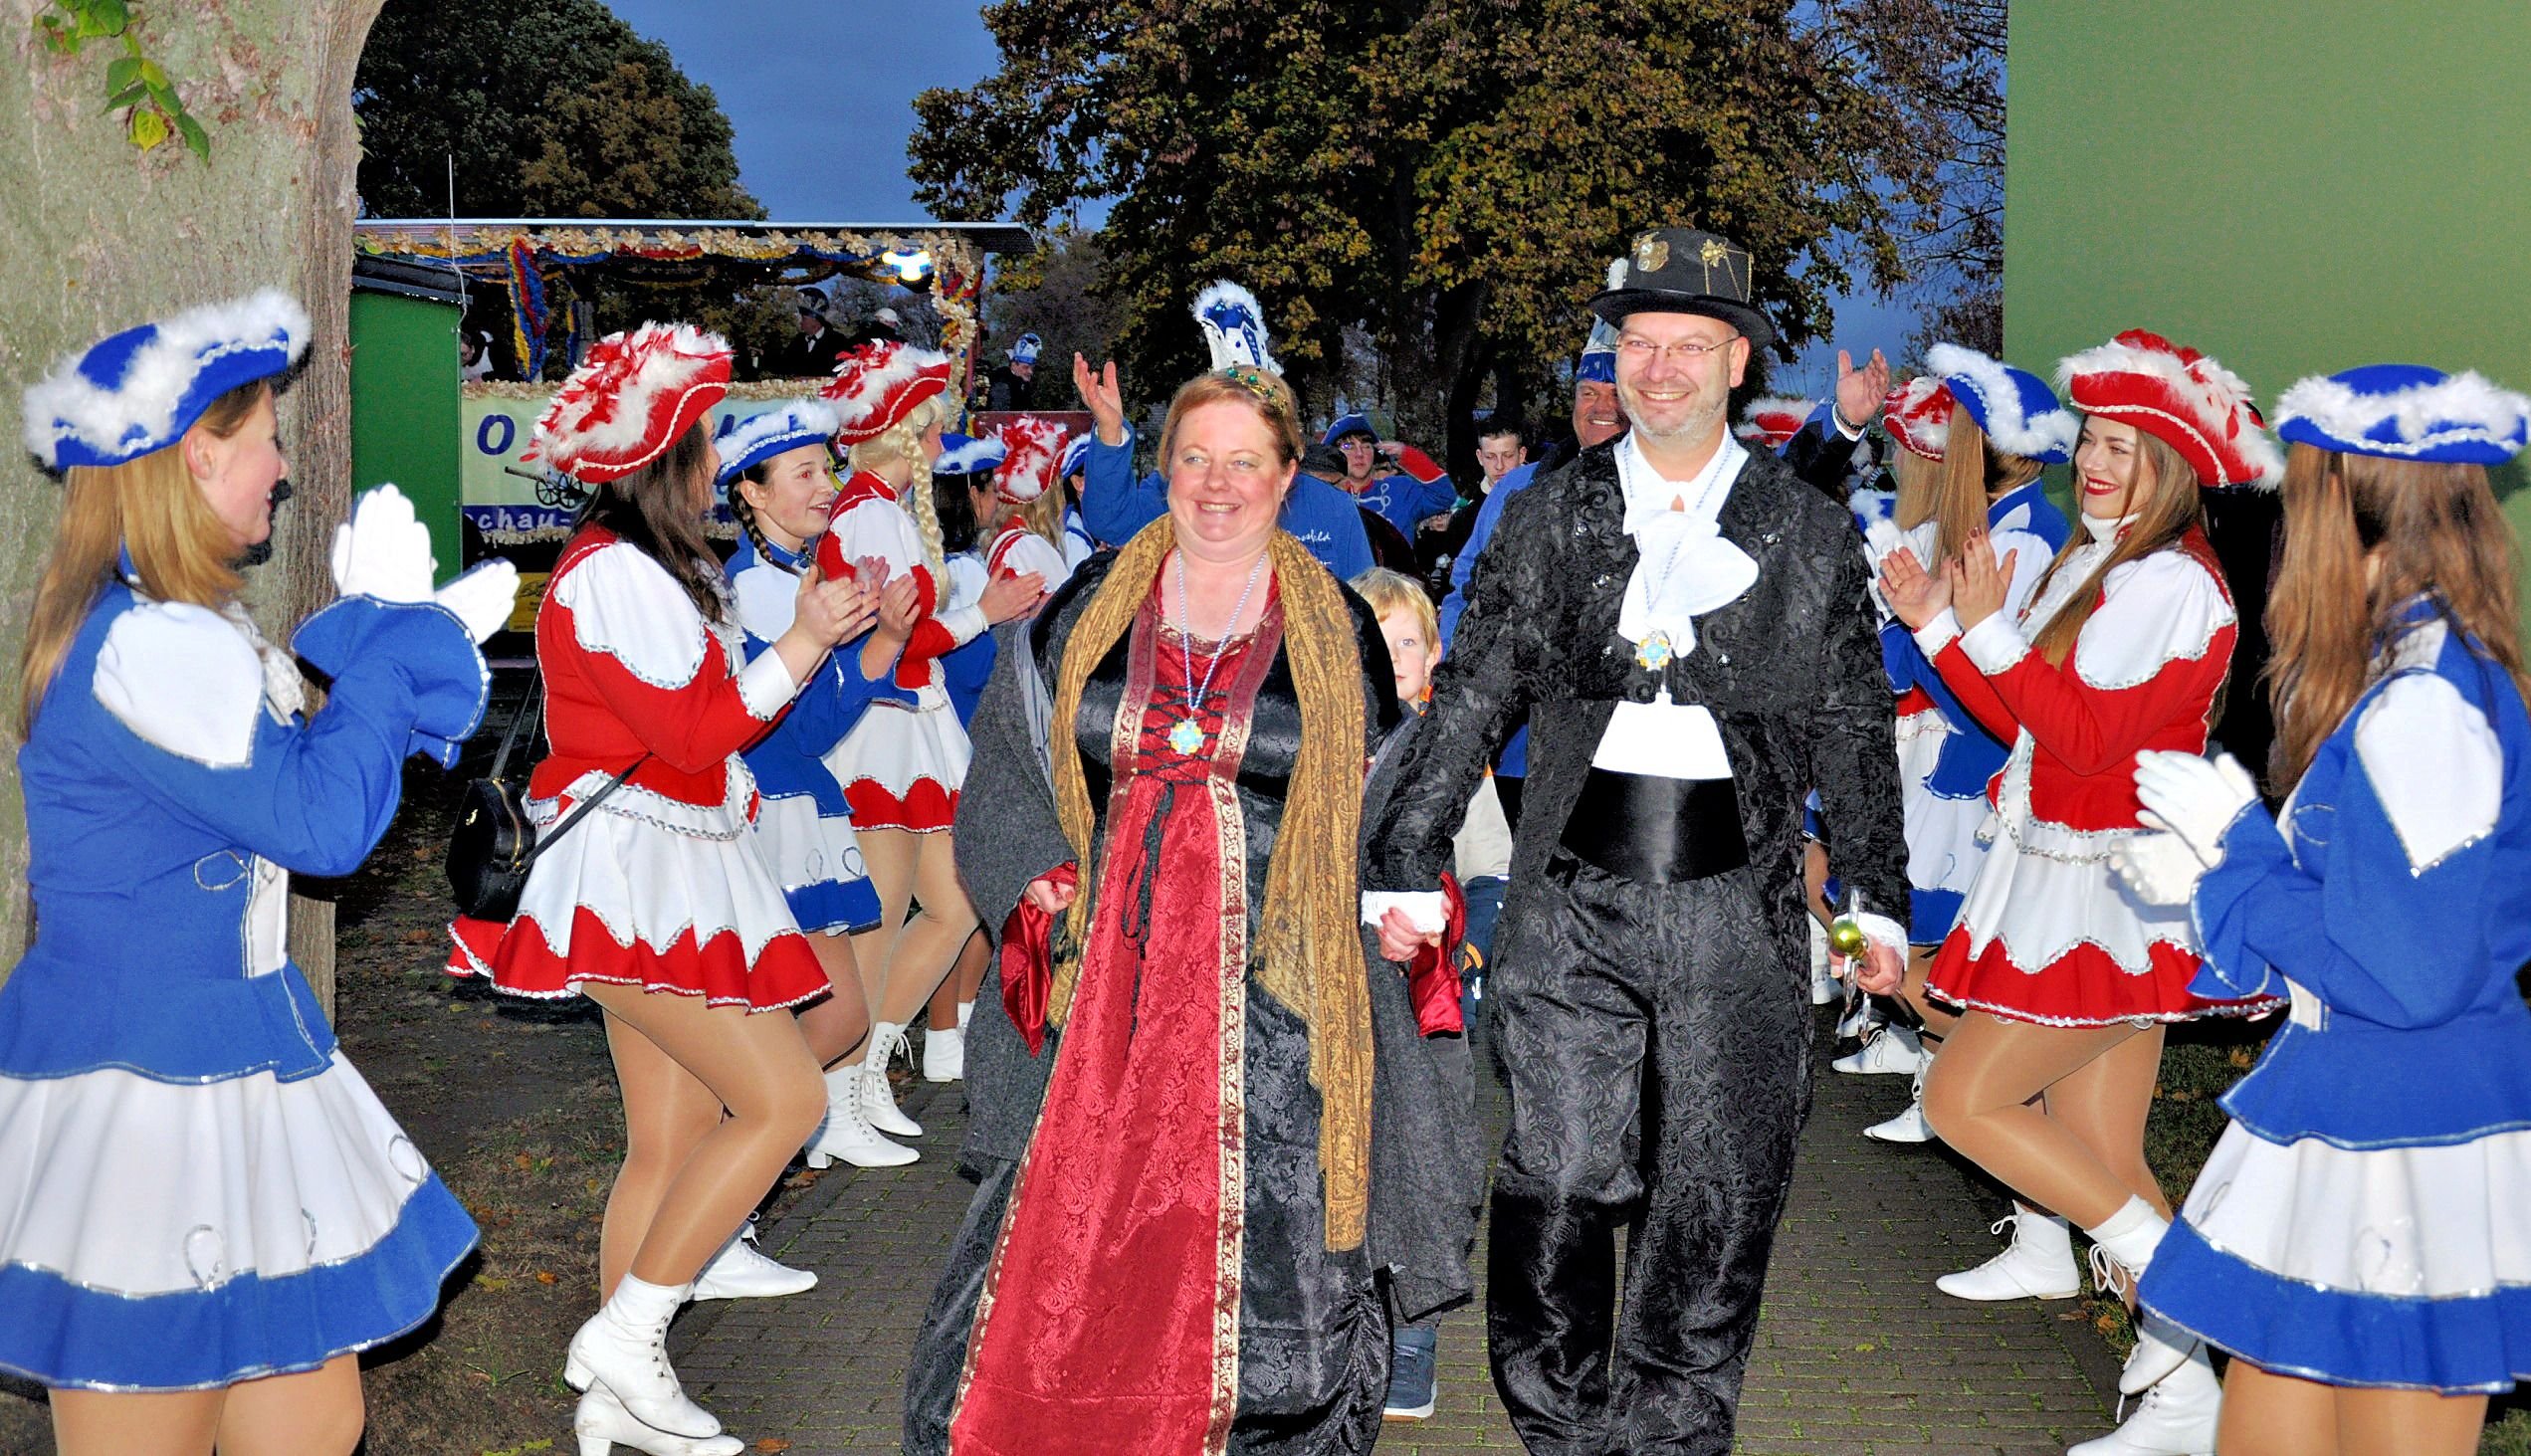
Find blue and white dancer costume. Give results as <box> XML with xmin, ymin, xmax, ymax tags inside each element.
<box><xmin>0</xmin><ymin>292</ymin><xmax>505</xmax><ymax>1390</ymax></box>
<box><xmin>1870</xmin><ymin>350</ymin><xmax>2075</xmax><ymax>944</ymax></box>
<box><xmin>2140</xmin><ymin>365</ymin><xmax>2531</xmax><ymax>1394</ymax></box>
<box><xmin>721</xmin><ymin>403</ymin><xmax>913</xmax><ymax>936</ymax></box>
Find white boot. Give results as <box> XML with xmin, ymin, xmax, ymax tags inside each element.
<box><xmin>2084</xmin><ymin>1196</ymin><xmax>2171</xmax><ymax>1296</ymax></box>
<box><xmin>2065</xmin><ymin>1344</ymin><xmax>2219</xmax><ymax>1456</ymax></box>
<box><xmin>924</xmin><ymin>1025</ymin><xmax>963</xmax><ymax>1083</ymax></box>
<box><xmin>1832</xmin><ymin>1022</ymin><xmax>1928</xmax><ymax>1076</ymax></box>
<box><xmin>573</xmin><ymin>1386</ymin><xmax>744</xmax><ymax>1456</ymax></box>
<box><xmin>690</xmin><ymin>1216</ymin><xmax>815</xmax><ymax>1302</ymax></box>
<box><xmin>1937</xmin><ymin>1205</ymin><xmax>2079</xmax><ymax>1300</ymax></box>
<box><xmin>2081</xmin><ymin>1195</ymin><xmax>2200</xmax><ymax>1394</ymax></box>
<box><xmin>805</xmin><ymin>1064</ymin><xmax>917</xmax><ymax>1169</ymax></box>
<box><xmin>1863</xmin><ymin>1063</ymin><xmax>1939</xmax><ymax>1144</ymax></box>
<box><xmin>860</xmin><ymin>1021</ymin><xmax>924</xmax><ymax>1138</ymax></box>
<box><xmin>564</xmin><ymin>1274</ymin><xmax>719</xmax><ymax>1439</ymax></box>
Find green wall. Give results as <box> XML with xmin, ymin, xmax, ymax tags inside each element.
<box><xmin>348</xmin><ymin>290</ymin><xmax>463</xmax><ymax>580</ymax></box>
<box><xmin>2003</xmin><ymin>2</ymin><xmax>2531</xmax><ymax>621</ymax></box>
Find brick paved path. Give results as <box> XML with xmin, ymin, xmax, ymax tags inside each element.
<box><xmin>669</xmin><ymin>1008</ymin><xmax>2117</xmax><ymax>1453</ymax></box>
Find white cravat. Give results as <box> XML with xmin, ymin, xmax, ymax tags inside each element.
<box><xmin>1599</xmin><ymin>434</ymin><xmax>1758</xmax><ymax>783</ymax></box>
<box><xmin>1613</xmin><ymin>433</ymin><xmax>1759</xmax><ymax>658</ymax></box>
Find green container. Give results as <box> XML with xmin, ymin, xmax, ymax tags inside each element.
<box><xmin>349</xmin><ymin>256</ymin><xmax>466</xmax><ymax>583</ymax></box>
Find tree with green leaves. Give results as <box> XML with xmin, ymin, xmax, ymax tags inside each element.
<box><xmin>912</xmin><ymin>0</ymin><xmax>1939</xmax><ymax>479</ymax></box>
<box><xmin>353</xmin><ymin>0</ymin><xmax>758</xmax><ymax>221</ymax></box>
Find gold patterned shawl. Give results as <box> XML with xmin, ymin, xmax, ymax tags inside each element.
<box><xmin>1044</xmin><ymin>520</ymin><xmax>1372</xmax><ymax>1251</ymax></box>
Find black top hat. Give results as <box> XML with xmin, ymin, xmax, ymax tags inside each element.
<box><xmin>1587</xmin><ymin>227</ymin><xmax>1774</xmax><ymax>349</ymax></box>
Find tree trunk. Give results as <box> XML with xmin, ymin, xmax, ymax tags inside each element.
<box><xmin>0</xmin><ymin>0</ymin><xmax>385</xmax><ymax>1011</ymax></box>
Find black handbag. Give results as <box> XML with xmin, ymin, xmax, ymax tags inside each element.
<box><xmin>446</xmin><ymin>673</ymin><xmax>646</xmax><ymax>921</ymax></box>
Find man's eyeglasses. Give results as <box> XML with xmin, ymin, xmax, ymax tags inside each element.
<box><xmin>1615</xmin><ymin>335</ymin><xmax>1742</xmax><ymax>364</ymax></box>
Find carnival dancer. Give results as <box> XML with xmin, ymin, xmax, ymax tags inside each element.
<box><xmin>1872</xmin><ymin>328</ymin><xmax>2288</xmax><ymax>1455</ymax></box>
<box><xmin>1846</xmin><ymin>351</ymin><xmax>2075</xmax><ymax>1160</ymax></box>
<box><xmin>904</xmin><ymin>357</ymin><xmax>1478</xmax><ymax>1455</ymax></box>
<box><xmin>0</xmin><ymin>292</ymin><xmax>510</xmax><ymax>1454</ymax></box>
<box><xmin>448</xmin><ymin>322</ymin><xmax>881</xmax><ymax>1456</ymax></box>
<box><xmin>816</xmin><ymin>340</ymin><xmax>1045</xmax><ymax>1144</ymax></box>
<box><xmin>2105</xmin><ymin>365</ymin><xmax>2531</xmax><ymax>1456</ymax></box>
<box><xmin>1369</xmin><ymin>227</ymin><xmax>1911</xmax><ymax>1453</ymax></box>
<box><xmin>978</xmin><ymin>414</ymin><xmax>1076</xmax><ymax>595</ymax></box>
<box><xmin>719</xmin><ymin>399</ymin><xmax>929</xmax><ymax>1173</ymax></box>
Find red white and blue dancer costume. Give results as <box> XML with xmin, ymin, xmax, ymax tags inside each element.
<box><xmin>815</xmin><ymin>341</ymin><xmax>987</xmax><ymax>832</ymax></box>
<box><xmin>449</xmin><ymin>324</ymin><xmax>829</xmax><ymax>1012</ymax></box>
<box><xmin>0</xmin><ymin>294</ymin><xmax>497</xmax><ymax>1389</ymax></box>
<box><xmin>981</xmin><ymin>414</ymin><xmax>1075</xmax><ymax>595</ymax></box>
<box><xmin>1914</xmin><ymin>330</ymin><xmax>2282</xmax><ymax>1026</ymax></box>
<box><xmin>1872</xmin><ymin>350</ymin><xmax>2074</xmax><ymax>945</ymax></box>
<box><xmin>719</xmin><ymin>401</ymin><xmax>913</xmax><ymax>936</ymax></box>
<box><xmin>2142</xmin><ymin>364</ymin><xmax>2531</xmax><ymax>1393</ymax></box>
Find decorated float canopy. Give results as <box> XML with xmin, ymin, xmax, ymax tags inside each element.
<box><xmin>351</xmin><ymin>217</ymin><xmax>1031</xmax><ymax>382</ymax></box>
<box><xmin>345</xmin><ymin>219</ymin><xmax>1033</xmax><ymax>647</ymax></box>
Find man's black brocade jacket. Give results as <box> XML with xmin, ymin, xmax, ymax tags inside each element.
<box><xmin>1366</xmin><ymin>439</ymin><xmax>1909</xmax><ymax>941</ymax></box>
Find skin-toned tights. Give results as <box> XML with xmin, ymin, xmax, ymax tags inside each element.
<box><xmin>851</xmin><ymin>829</ymin><xmax>981</xmax><ymax>1035</ymax></box>
<box><xmin>585</xmin><ymin>982</ymin><xmax>826</xmax><ymax>1299</ymax></box>
<box><xmin>1921</xmin><ymin>1011</ymin><xmax>2170</xmax><ymax>1232</ymax></box>
<box><xmin>2217</xmin><ymin>1361</ymin><xmax>2486</xmax><ymax>1456</ymax></box>
<box><xmin>51</xmin><ymin>1355</ymin><xmax>362</xmax><ymax>1456</ymax></box>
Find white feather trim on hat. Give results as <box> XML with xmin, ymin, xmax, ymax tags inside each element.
<box><xmin>531</xmin><ymin>322</ymin><xmax>731</xmax><ymax>481</ymax></box>
<box><xmin>2056</xmin><ymin>329</ymin><xmax>2284</xmax><ymax>486</ymax></box>
<box><xmin>1604</xmin><ymin>258</ymin><xmax>1627</xmax><ymax>292</ymax></box>
<box><xmin>993</xmin><ymin>416</ymin><xmax>1069</xmax><ymax>505</ymax></box>
<box><xmin>1193</xmin><ymin>281</ymin><xmax>1278</xmax><ymax>372</ymax></box>
<box><xmin>1927</xmin><ymin>342</ymin><xmax>2078</xmax><ymax>462</ymax></box>
<box><xmin>23</xmin><ymin>289</ymin><xmax>311</xmax><ymax>466</ymax></box>
<box><xmin>2273</xmin><ymin>370</ymin><xmax>2531</xmax><ymax>457</ymax></box>
<box><xmin>819</xmin><ymin>339</ymin><xmax>952</xmax><ymax>441</ymax></box>
<box><xmin>719</xmin><ymin>399</ymin><xmax>839</xmax><ymax>474</ymax></box>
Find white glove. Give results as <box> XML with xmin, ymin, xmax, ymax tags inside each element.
<box><xmin>329</xmin><ymin>485</ymin><xmax>436</xmax><ymax>603</ymax></box>
<box><xmin>434</xmin><ymin>560</ymin><xmax>521</xmax><ymax>645</ymax></box>
<box><xmin>2132</xmin><ymin>750</ymin><xmax>2258</xmax><ymax>869</ymax></box>
<box><xmin>2108</xmin><ymin>831</ymin><xmax>2208</xmax><ymax>906</ymax></box>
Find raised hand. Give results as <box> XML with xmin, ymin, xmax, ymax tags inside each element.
<box><xmin>1074</xmin><ymin>353</ymin><xmax>1128</xmax><ymax>446</ymax></box>
<box><xmin>981</xmin><ymin>569</ymin><xmax>1047</xmax><ymax>624</ymax></box>
<box><xmin>1879</xmin><ymin>545</ymin><xmax>1952</xmax><ymax>630</ymax></box>
<box><xmin>1949</xmin><ymin>532</ymin><xmax>2015</xmax><ymax>628</ymax></box>
<box><xmin>331</xmin><ymin>485</ymin><xmax>437</xmax><ymax>603</ymax></box>
<box><xmin>1834</xmin><ymin>347</ymin><xmax>1892</xmax><ymax>433</ymax></box>
<box><xmin>434</xmin><ymin>560</ymin><xmax>521</xmax><ymax>644</ymax></box>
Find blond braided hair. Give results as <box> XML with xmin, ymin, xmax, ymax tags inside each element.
<box><xmin>848</xmin><ymin>395</ymin><xmax>949</xmax><ymax>608</ymax></box>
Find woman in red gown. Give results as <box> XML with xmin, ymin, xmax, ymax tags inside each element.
<box><xmin>903</xmin><ymin>365</ymin><xmax>1479</xmax><ymax>1455</ymax></box>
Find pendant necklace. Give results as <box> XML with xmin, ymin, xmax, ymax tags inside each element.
<box><xmin>1168</xmin><ymin>549</ymin><xmax>1270</xmax><ymax>755</ymax></box>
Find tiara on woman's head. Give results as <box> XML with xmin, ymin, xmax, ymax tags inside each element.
<box><xmin>1218</xmin><ymin>364</ymin><xmax>1280</xmax><ymax>405</ymax></box>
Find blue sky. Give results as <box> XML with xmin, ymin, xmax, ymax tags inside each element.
<box><xmin>598</xmin><ymin>0</ymin><xmax>1914</xmax><ymax>391</ymax></box>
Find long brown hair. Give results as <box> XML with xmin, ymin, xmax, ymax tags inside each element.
<box><xmin>578</xmin><ymin>422</ymin><xmax>726</xmax><ymax>621</ymax></box>
<box><xmin>2026</xmin><ymin>424</ymin><xmax>2207</xmax><ymax>663</ymax></box>
<box><xmin>2265</xmin><ymin>442</ymin><xmax>2527</xmax><ymax>788</ymax></box>
<box><xmin>1895</xmin><ymin>411</ymin><xmax>2046</xmax><ymax>568</ymax></box>
<box><xmin>18</xmin><ymin>381</ymin><xmax>266</xmax><ymax>736</ymax></box>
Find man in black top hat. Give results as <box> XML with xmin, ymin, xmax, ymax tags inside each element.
<box><xmin>1367</xmin><ymin>227</ymin><xmax>1908</xmax><ymax>1453</ymax></box>
<box><xmin>772</xmin><ymin>287</ymin><xmax>848</xmax><ymax>378</ymax></box>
